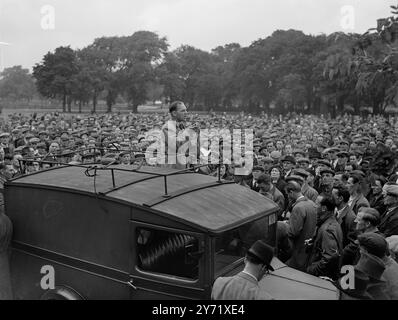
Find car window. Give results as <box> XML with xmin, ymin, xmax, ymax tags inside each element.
<box><xmin>136</xmin><ymin>227</ymin><xmax>199</xmax><ymax>280</ymax></box>
<box><xmin>214</xmin><ymin>213</ymin><xmax>276</xmax><ymax>277</ymax></box>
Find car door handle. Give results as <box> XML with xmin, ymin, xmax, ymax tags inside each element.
<box><xmin>127</xmin><ymin>280</ymin><xmax>137</xmax><ymax>290</ymax></box>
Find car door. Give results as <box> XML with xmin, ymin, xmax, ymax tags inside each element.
<box><xmin>128</xmin><ymin>221</ymin><xmax>207</xmax><ymax>300</ymax></box>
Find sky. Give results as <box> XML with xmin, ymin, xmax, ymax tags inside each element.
<box><xmin>0</xmin><ymin>0</ymin><xmax>395</xmax><ymax>71</ymax></box>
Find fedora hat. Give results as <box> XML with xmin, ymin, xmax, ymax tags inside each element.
<box><xmin>247</xmin><ymin>240</ymin><xmax>275</xmax><ymax>271</ymax></box>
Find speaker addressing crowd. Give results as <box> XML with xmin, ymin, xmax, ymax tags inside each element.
<box><xmin>1</xmin><ymin>103</ymin><xmax>398</xmax><ymax>300</ymax></box>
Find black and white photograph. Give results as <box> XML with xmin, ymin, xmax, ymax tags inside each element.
<box><xmin>0</xmin><ymin>0</ymin><xmax>398</xmax><ymax>304</ymax></box>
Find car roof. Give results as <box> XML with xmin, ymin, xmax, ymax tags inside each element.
<box><xmin>9</xmin><ymin>165</ymin><xmax>278</xmax><ymax>234</ymax></box>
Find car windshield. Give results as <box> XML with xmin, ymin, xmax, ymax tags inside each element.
<box><xmin>214</xmin><ymin>213</ymin><xmax>276</xmax><ymax>277</ymax></box>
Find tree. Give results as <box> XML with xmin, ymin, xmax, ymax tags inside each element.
<box><xmin>119</xmin><ymin>31</ymin><xmax>169</xmax><ymax>112</ymax></box>
<box><xmin>0</xmin><ymin>66</ymin><xmax>37</xmax><ymax>101</ymax></box>
<box><xmin>33</xmin><ymin>46</ymin><xmax>79</xmax><ymax>112</ymax></box>
<box><xmin>82</xmin><ymin>37</ymin><xmax>123</xmax><ymax>113</ymax></box>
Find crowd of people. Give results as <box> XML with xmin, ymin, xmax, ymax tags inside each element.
<box><xmin>1</xmin><ymin>100</ymin><xmax>398</xmax><ymax>300</ymax></box>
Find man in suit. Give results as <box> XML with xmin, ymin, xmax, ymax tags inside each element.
<box><xmin>250</xmin><ymin>166</ymin><xmax>265</xmax><ymax>192</ymax></box>
<box><xmin>332</xmin><ymin>184</ymin><xmax>356</xmax><ymax>249</ymax></box>
<box><xmin>211</xmin><ymin>240</ymin><xmax>275</xmax><ymax>300</ymax></box>
<box><xmin>306</xmin><ymin>194</ymin><xmax>343</xmax><ymax>280</ymax></box>
<box><xmin>257</xmin><ymin>173</ymin><xmax>285</xmax><ymax>215</ymax></box>
<box><xmin>347</xmin><ymin>174</ymin><xmax>370</xmax><ymax>215</ymax></box>
<box><xmin>284</xmin><ymin>181</ymin><xmax>317</xmax><ymax>271</ymax></box>
<box><xmin>379</xmin><ymin>184</ymin><xmax>398</xmax><ymax>237</ymax></box>
<box><xmin>294</xmin><ymin>168</ymin><xmax>318</xmax><ymax>203</ymax></box>
<box><xmin>341</xmin><ymin>207</ymin><xmax>383</xmax><ymax>266</ymax></box>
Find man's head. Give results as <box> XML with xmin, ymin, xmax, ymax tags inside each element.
<box><xmin>332</xmin><ymin>185</ymin><xmax>350</xmax><ymax>208</ymax></box>
<box><xmin>337</xmin><ymin>151</ymin><xmax>348</xmax><ymax>165</ymax></box>
<box><xmin>371</xmin><ymin>176</ymin><xmax>386</xmax><ymax>196</ymax></box>
<box><xmin>276</xmin><ymin>140</ymin><xmax>284</xmax><ymax>151</ymax></box>
<box><xmin>257</xmin><ymin>174</ymin><xmax>272</xmax><ymax>194</ymax></box>
<box><xmin>298</xmin><ymin>158</ymin><xmax>310</xmax><ymax>169</ymax></box>
<box><xmin>281</xmin><ymin>155</ymin><xmax>296</xmax><ymax>172</ymax></box>
<box><xmin>119</xmin><ymin>152</ymin><xmax>131</xmax><ymax>165</ymax></box>
<box><xmin>285</xmin><ymin>181</ymin><xmax>302</xmax><ymax>202</ymax></box>
<box><xmin>266</xmin><ymin>141</ymin><xmax>275</xmax><ymax>153</ymax></box>
<box><xmin>346</xmin><ymin>174</ymin><xmax>362</xmax><ymax>195</ymax></box>
<box><xmin>349</xmin><ymin>154</ymin><xmax>358</xmax><ymax>164</ymax></box>
<box><xmin>355</xmin><ymin>207</ymin><xmax>380</xmax><ymax>233</ymax></box>
<box><xmin>252</xmin><ymin>166</ymin><xmax>265</xmax><ymax>181</ymax></box>
<box><xmin>169</xmin><ymin>101</ymin><xmax>187</xmax><ymax>122</ymax></box>
<box><xmin>357</xmin><ymin>232</ymin><xmax>388</xmax><ymax>259</ymax></box>
<box><xmin>315</xmin><ymin>194</ymin><xmax>336</xmax><ymax>224</ymax></box>
<box><xmin>344</xmin><ymin>163</ymin><xmax>356</xmax><ymax>174</ymax></box>
<box><xmin>385</xmin><ymin>138</ymin><xmax>394</xmax><ymax>148</ymax></box>
<box><xmin>245</xmin><ymin>240</ymin><xmax>275</xmax><ymax>281</ymax></box>
<box><xmin>383</xmin><ymin>184</ymin><xmax>398</xmax><ymax>207</ymax></box>
<box><xmin>49</xmin><ymin>142</ymin><xmax>60</xmax><ymax>154</ymax></box>
<box><xmin>262</xmin><ymin>157</ymin><xmax>274</xmax><ymax>172</ymax></box>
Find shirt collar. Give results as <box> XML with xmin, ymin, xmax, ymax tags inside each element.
<box><xmin>241</xmin><ymin>270</ymin><xmax>258</xmax><ymax>283</ymax></box>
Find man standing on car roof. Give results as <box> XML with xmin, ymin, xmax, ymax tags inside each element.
<box><xmin>161</xmin><ymin>101</ymin><xmax>189</xmax><ymax>169</ymax></box>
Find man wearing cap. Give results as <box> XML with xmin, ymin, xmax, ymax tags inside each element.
<box><xmin>332</xmin><ymin>185</ymin><xmax>356</xmax><ymax>250</ymax></box>
<box><xmin>2</xmin><ymin>133</ymin><xmax>15</xmax><ymax>157</ymax></box>
<box><xmin>341</xmin><ymin>207</ymin><xmax>383</xmax><ymax>266</ymax></box>
<box><xmin>119</xmin><ymin>151</ymin><xmax>131</xmax><ymax>166</ymax></box>
<box><xmin>297</xmin><ymin>157</ymin><xmax>310</xmax><ymax>170</ymax></box>
<box><xmin>334</xmin><ymin>151</ymin><xmax>348</xmax><ymax>172</ymax></box>
<box><xmin>355</xmin><ymin>233</ymin><xmax>390</xmax><ymax>300</ymax></box>
<box><xmin>379</xmin><ymin>184</ymin><xmax>398</xmax><ymax>237</ymax></box>
<box><xmin>306</xmin><ymin>194</ymin><xmax>343</xmax><ymax>280</ymax></box>
<box><xmin>283</xmin><ymin>181</ymin><xmax>317</xmax><ymax>271</ymax></box>
<box><xmin>211</xmin><ymin>240</ymin><xmax>275</xmax><ymax>300</ymax></box>
<box><xmin>293</xmin><ymin>168</ymin><xmax>318</xmax><ymax>203</ymax></box>
<box><xmin>250</xmin><ymin>166</ymin><xmax>264</xmax><ymax>192</ymax></box>
<box><xmin>29</xmin><ymin>137</ymin><xmax>41</xmax><ymax>156</ymax></box>
<box><xmin>257</xmin><ymin>174</ymin><xmax>285</xmax><ymax>215</ymax></box>
<box><xmin>281</xmin><ymin>155</ymin><xmax>296</xmax><ymax>179</ymax></box>
<box><xmin>347</xmin><ymin>175</ymin><xmax>370</xmax><ymax>215</ymax></box>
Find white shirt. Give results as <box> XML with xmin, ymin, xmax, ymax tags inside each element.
<box><xmin>336</xmin><ymin>205</ymin><xmax>348</xmax><ymax>219</ymax></box>
<box><xmin>241</xmin><ymin>270</ymin><xmax>258</xmax><ymax>283</ymax></box>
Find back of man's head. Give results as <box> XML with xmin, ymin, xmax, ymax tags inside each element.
<box><xmin>286</xmin><ymin>181</ymin><xmax>302</xmax><ymax>194</ymax></box>
<box><xmin>334</xmin><ymin>184</ymin><xmax>350</xmax><ymax>203</ymax></box>
<box><xmin>359</xmin><ymin>207</ymin><xmax>380</xmax><ymax>227</ymax></box>
<box><xmin>319</xmin><ymin>194</ymin><xmax>336</xmax><ymax>213</ymax></box>
<box><xmin>257</xmin><ymin>173</ymin><xmax>271</xmax><ymax>185</ymax></box>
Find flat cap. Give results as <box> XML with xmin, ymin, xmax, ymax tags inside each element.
<box><xmin>280</xmin><ymin>155</ymin><xmax>296</xmax><ymax>165</ymax></box>
<box><xmin>357</xmin><ymin>232</ymin><xmax>388</xmax><ymax>259</ymax></box>
<box><xmin>285</xmin><ymin>175</ymin><xmax>305</xmax><ymax>185</ymax></box>
<box><xmin>320</xmin><ymin>168</ymin><xmax>335</xmax><ymax>176</ymax></box>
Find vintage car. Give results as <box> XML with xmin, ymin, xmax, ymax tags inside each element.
<box><xmin>4</xmin><ymin>165</ymin><xmax>339</xmax><ymax>300</ymax></box>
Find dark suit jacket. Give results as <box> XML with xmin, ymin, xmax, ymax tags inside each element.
<box><xmin>306</xmin><ymin>216</ymin><xmax>343</xmax><ymax>280</ymax></box>
<box><xmin>287</xmin><ymin>197</ymin><xmax>317</xmax><ymax>271</ymax></box>
<box><xmin>250</xmin><ymin>180</ymin><xmax>260</xmax><ymax>192</ymax></box>
<box><xmin>349</xmin><ymin>194</ymin><xmax>369</xmax><ymax>215</ymax></box>
<box><xmin>369</xmin><ymin>194</ymin><xmax>387</xmax><ymax>217</ymax></box>
<box><xmin>336</xmin><ymin>206</ymin><xmax>357</xmax><ymax>248</ymax></box>
<box><xmin>379</xmin><ymin>206</ymin><xmax>398</xmax><ymax>238</ymax></box>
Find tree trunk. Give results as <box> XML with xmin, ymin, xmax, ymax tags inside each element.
<box><xmin>79</xmin><ymin>101</ymin><xmax>82</xmax><ymax>113</ymax></box>
<box><xmin>92</xmin><ymin>93</ymin><xmax>97</xmax><ymax>113</ymax></box>
<box><xmin>132</xmin><ymin>102</ymin><xmax>138</xmax><ymax>113</ymax></box>
<box><xmin>106</xmin><ymin>95</ymin><xmax>113</xmax><ymax>113</ymax></box>
<box><xmin>373</xmin><ymin>98</ymin><xmax>381</xmax><ymax>115</ymax></box>
<box><xmin>62</xmin><ymin>93</ymin><xmax>66</xmax><ymax>113</ymax></box>
<box><xmin>67</xmin><ymin>96</ymin><xmax>72</xmax><ymax>113</ymax></box>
